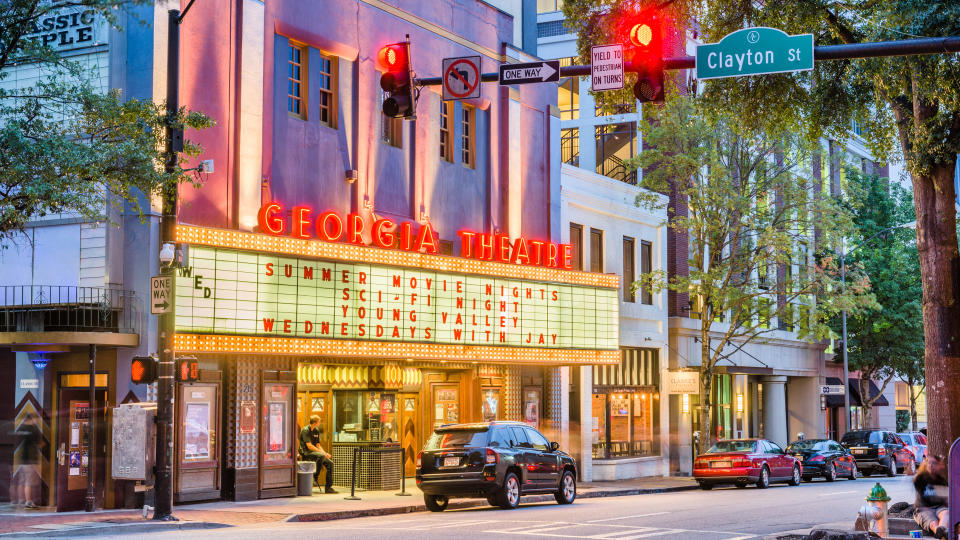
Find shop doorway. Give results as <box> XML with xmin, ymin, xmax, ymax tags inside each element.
<box><xmin>175</xmin><ymin>374</ymin><xmax>221</xmax><ymax>502</ymax></box>
<box><xmin>259</xmin><ymin>373</ymin><xmax>296</xmax><ymax>498</ymax></box>
<box><xmin>398</xmin><ymin>393</ymin><xmax>418</xmax><ymax>476</ymax></box>
<box><xmin>55</xmin><ymin>384</ymin><xmax>106</xmax><ymax>512</ymax></box>
<box><xmin>432</xmin><ymin>385</ymin><xmax>459</xmax><ymax>427</ymax></box>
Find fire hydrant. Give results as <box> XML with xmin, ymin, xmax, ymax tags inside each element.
<box><xmin>858</xmin><ymin>482</ymin><xmax>891</xmax><ymax>537</ymax></box>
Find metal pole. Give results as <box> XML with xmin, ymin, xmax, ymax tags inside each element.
<box><xmin>85</xmin><ymin>344</ymin><xmax>96</xmax><ymax>512</ymax></box>
<box><xmin>153</xmin><ymin>8</ymin><xmax>180</xmax><ymax>522</ymax></box>
<box><xmin>344</xmin><ymin>447</ymin><xmax>360</xmax><ymax>500</ymax></box>
<box><xmin>841</xmin><ymin>244</ymin><xmax>851</xmax><ymax>433</ymax></box>
<box><xmin>395</xmin><ymin>448</ymin><xmax>410</xmax><ymax>496</ymax></box>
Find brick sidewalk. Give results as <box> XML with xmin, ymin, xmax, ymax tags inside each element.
<box><xmin>0</xmin><ymin>476</ymin><xmax>697</xmax><ymax>536</ymax></box>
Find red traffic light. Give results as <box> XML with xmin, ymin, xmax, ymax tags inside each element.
<box><xmin>630</xmin><ymin>23</ymin><xmax>653</xmax><ymax>47</ymax></box>
<box><xmin>618</xmin><ymin>11</ymin><xmax>664</xmax><ymax>103</ymax></box>
<box><xmin>378</xmin><ymin>41</ymin><xmax>415</xmax><ymax>118</ymax></box>
<box><xmin>131</xmin><ymin>356</ymin><xmax>158</xmax><ymax>385</ymax></box>
<box><xmin>378</xmin><ymin>43</ymin><xmax>407</xmax><ymax>71</ymax></box>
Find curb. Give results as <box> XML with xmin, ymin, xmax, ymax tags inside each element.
<box><xmin>0</xmin><ymin>521</ymin><xmax>229</xmax><ymax>538</ymax></box>
<box><xmin>293</xmin><ymin>484</ymin><xmax>698</xmax><ymax>522</ymax></box>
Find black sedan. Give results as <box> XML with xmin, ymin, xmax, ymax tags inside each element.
<box><xmin>786</xmin><ymin>439</ymin><xmax>858</xmax><ymax>482</ymax></box>
<box><xmin>416</xmin><ymin>421</ymin><xmax>577</xmax><ymax>511</ymax></box>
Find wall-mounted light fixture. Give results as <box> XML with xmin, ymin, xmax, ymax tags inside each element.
<box><xmin>736</xmin><ymin>392</ymin><xmax>744</xmax><ymax>413</ymax></box>
<box><xmin>681</xmin><ymin>393</ymin><xmax>690</xmax><ymax>414</ymax></box>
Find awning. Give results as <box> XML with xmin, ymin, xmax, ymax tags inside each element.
<box><xmin>823</xmin><ymin>376</ymin><xmax>889</xmax><ymax>407</ymax></box>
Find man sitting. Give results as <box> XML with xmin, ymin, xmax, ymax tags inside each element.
<box><xmin>299</xmin><ymin>415</ymin><xmax>337</xmax><ymax>494</ymax></box>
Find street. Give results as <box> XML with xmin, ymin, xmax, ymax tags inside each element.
<box><xmin>105</xmin><ymin>475</ymin><xmax>914</xmax><ymax>540</ymax></box>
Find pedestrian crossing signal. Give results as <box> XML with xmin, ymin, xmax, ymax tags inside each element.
<box><xmin>131</xmin><ymin>356</ymin><xmax>158</xmax><ymax>385</ymax></box>
<box><xmin>177</xmin><ymin>358</ymin><xmax>199</xmax><ymax>382</ymax></box>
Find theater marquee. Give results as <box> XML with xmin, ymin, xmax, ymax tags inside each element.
<box><xmin>172</xmin><ymin>226</ymin><xmax>620</xmax><ymax>364</ymax></box>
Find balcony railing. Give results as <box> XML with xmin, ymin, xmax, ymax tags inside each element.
<box><xmin>0</xmin><ymin>285</ymin><xmax>141</xmax><ymax>334</ymax></box>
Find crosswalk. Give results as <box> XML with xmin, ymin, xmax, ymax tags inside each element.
<box><xmin>317</xmin><ymin>516</ymin><xmax>757</xmax><ymax>539</ymax></box>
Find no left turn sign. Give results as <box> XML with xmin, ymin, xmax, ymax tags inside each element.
<box><xmin>442</xmin><ymin>55</ymin><xmax>481</xmax><ymax>101</ymax></box>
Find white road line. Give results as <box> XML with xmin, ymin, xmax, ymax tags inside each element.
<box><xmin>588</xmin><ymin>529</ymin><xmax>657</xmax><ymax>538</ymax></box>
<box><xmin>822</xmin><ymin>490</ymin><xmax>857</xmax><ymax>495</ymax></box>
<box><xmin>406</xmin><ymin>519</ymin><xmax>494</xmax><ymax>530</ymax></box>
<box><xmin>723</xmin><ymin>535</ymin><xmax>758</xmax><ymax>540</ymax></box>
<box><xmin>587</xmin><ymin>512</ymin><xmax>670</xmax><ymax>523</ymax></box>
<box><xmin>484</xmin><ymin>521</ymin><xmax>568</xmax><ymax>533</ymax></box>
<box><xmin>611</xmin><ymin>530</ymin><xmax>684</xmax><ymax>539</ymax></box>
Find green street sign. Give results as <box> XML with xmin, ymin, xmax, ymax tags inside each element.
<box><xmin>696</xmin><ymin>27</ymin><xmax>813</xmax><ymax>80</ymax></box>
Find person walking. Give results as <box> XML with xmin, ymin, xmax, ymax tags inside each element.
<box><xmin>298</xmin><ymin>415</ymin><xmax>337</xmax><ymax>494</ymax></box>
<box><xmin>14</xmin><ymin>413</ymin><xmax>43</xmax><ymax>509</ymax></box>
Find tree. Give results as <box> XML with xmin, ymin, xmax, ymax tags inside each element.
<box><xmin>632</xmin><ymin>94</ymin><xmax>875</xmax><ymax>448</ymax></box>
<box><xmin>0</xmin><ymin>1</ymin><xmax>212</xmax><ymax>240</ymax></box>
<box><xmin>836</xmin><ymin>169</ymin><xmax>924</xmax><ymax>429</ymax></box>
<box><xmin>564</xmin><ymin>0</ymin><xmax>960</xmax><ymax>458</ymax></box>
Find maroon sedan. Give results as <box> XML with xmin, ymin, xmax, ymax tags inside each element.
<box><xmin>694</xmin><ymin>438</ymin><xmax>802</xmax><ymax>489</ymax></box>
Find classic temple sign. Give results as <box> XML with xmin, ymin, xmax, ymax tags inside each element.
<box><xmin>174</xmin><ymin>245</ymin><xmax>618</xmax><ymax>350</ymax></box>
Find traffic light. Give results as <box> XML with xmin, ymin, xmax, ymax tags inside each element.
<box><xmin>378</xmin><ymin>41</ymin><xmax>415</xmax><ymax>118</ymax></box>
<box><xmin>131</xmin><ymin>356</ymin><xmax>158</xmax><ymax>385</ymax></box>
<box><xmin>623</xmin><ymin>12</ymin><xmax>664</xmax><ymax>103</ymax></box>
<box><xmin>177</xmin><ymin>357</ymin><xmax>199</xmax><ymax>382</ymax></box>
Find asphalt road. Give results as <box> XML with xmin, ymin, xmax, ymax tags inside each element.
<box><xmin>108</xmin><ymin>474</ymin><xmax>916</xmax><ymax>540</ymax></box>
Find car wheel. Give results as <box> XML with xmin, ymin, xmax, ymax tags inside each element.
<box><xmin>698</xmin><ymin>482</ymin><xmax>713</xmax><ymax>490</ymax></box>
<box><xmin>424</xmin><ymin>494</ymin><xmax>449</xmax><ymax>512</ymax></box>
<box><xmin>825</xmin><ymin>463</ymin><xmax>836</xmax><ymax>482</ymax></box>
<box><xmin>887</xmin><ymin>459</ymin><xmax>897</xmax><ymax>477</ymax></box>
<box><xmin>554</xmin><ymin>470</ymin><xmax>576</xmax><ymax>504</ymax></box>
<box><xmin>848</xmin><ymin>463</ymin><xmax>858</xmax><ymax>480</ymax></box>
<box><xmin>498</xmin><ymin>472</ymin><xmax>521</xmax><ymax>509</ymax></box>
<box><xmin>756</xmin><ymin>466</ymin><xmax>770</xmax><ymax>489</ymax></box>
<box><xmin>788</xmin><ymin>465</ymin><xmax>801</xmax><ymax>486</ymax></box>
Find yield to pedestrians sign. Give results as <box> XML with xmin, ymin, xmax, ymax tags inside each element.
<box><xmin>151</xmin><ymin>275</ymin><xmax>172</xmax><ymax>314</ymax></box>
<box><xmin>498</xmin><ymin>60</ymin><xmax>559</xmax><ymax>85</ymax></box>
<box><xmin>591</xmin><ymin>44</ymin><xmax>624</xmax><ymax>90</ymax></box>
<box><xmin>442</xmin><ymin>55</ymin><xmax>481</xmax><ymax>101</ymax></box>
<box><xmin>696</xmin><ymin>27</ymin><xmax>813</xmax><ymax>80</ymax></box>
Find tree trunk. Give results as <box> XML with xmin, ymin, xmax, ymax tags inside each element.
<box><xmin>912</xmin><ymin>163</ymin><xmax>960</xmax><ymax>458</ymax></box>
<box><xmin>698</xmin><ymin>326</ymin><xmax>714</xmax><ymax>454</ymax></box>
<box><xmin>909</xmin><ymin>385</ymin><xmax>919</xmax><ymax>433</ymax></box>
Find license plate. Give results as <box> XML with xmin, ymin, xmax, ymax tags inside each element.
<box><xmin>443</xmin><ymin>456</ymin><xmax>460</xmax><ymax>467</ymax></box>
<box><xmin>853</xmin><ymin>449</ymin><xmax>866</xmax><ymax>455</ymax></box>
<box><xmin>711</xmin><ymin>460</ymin><xmax>731</xmax><ymax>468</ymax></box>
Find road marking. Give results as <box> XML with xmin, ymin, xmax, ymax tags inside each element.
<box><xmin>588</xmin><ymin>529</ymin><xmax>656</xmax><ymax>538</ymax></box>
<box><xmin>822</xmin><ymin>490</ymin><xmax>857</xmax><ymax>495</ymax></box>
<box><xmin>611</xmin><ymin>530</ymin><xmax>685</xmax><ymax>539</ymax></box>
<box><xmin>408</xmin><ymin>519</ymin><xmax>494</xmax><ymax>530</ymax></box>
<box><xmin>484</xmin><ymin>521</ymin><xmax>566</xmax><ymax>532</ymax></box>
<box><xmin>723</xmin><ymin>535</ymin><xmax>758</xmax><ymax>540</ymax></box>
<box><xmin>588</xmin><ymin>512</ymin><xmax>670</xmax><ymax>523</ymax></box>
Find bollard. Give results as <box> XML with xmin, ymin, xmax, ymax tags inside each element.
<box><xmin>344</xmin><ymin>447</ymin><xmax>361</xmax><ymax>500</ymax></box>
<box><xmin>396</xmin><ymin>447</ymin><xmax>411</xmax><ymax>496</ymax></box>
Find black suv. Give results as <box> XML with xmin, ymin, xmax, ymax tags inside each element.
<box><xmin>416</xmin><ymin>421</ymin><xmax>577</xmax><ymax>511</ymax></box>
<box><xmin>840</xmin><ymin>429</ymin><xmax>911</xmax><ymax>476</ymax></box>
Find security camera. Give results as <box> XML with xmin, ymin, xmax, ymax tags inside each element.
<box><xmin>159</xmin><ymin>242</ymin><xmax>176</xmax><ymax>266</ymax></box>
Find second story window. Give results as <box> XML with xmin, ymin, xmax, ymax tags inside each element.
<box><xmin>596</xmin><ymin>122</ymin><xmax>638</xmax><ymax>185</ymax></box>
<box><xmin>569</xmin><ymin>223</ymin><xmax>583</xmax><ymax>271</ymax></box>
<box><xmin>462</xmin><ymin>104</ymin><xmax>475</xmax><ymax>168</ymax></box>
<box><xmin>623</xmin><ymin>236</ymin><xmax>636</xmax><ymax>303</ymax></box>
<box><xmin>590</xmin><ymin>228</ymin><xmax>603</xmax><ymax>273</ymax></box>
<box><xmin>640</xmin><ymin>240</ymin><xmax>653</xmax><ymax>305</ymax></box>
<box><xmin>440</xmin><ymin>101</ymin><xmax>453</xmax><ymax>162</ymax></box>
<box><xmin>561</xmin><ymin>128</ymin><xmax>579</xmax><ymax>166</ymax></box>
<box><xmin>558</xmin><ymin>76</ymin><xmax>579</xmax><ymax>120</ymax></box>
<box><xmin>287</xmin><ymin>43</ymin><xmax>306</xmax><ymax>119</ymax></box>
<box><xmin>317</xmin><ymin>52</ymin><xmax>337</xmax><ymax>128</ymax></box>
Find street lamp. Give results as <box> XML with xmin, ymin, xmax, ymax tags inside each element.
<box><xmin>839</xmin><ymin>220</ymin><xmax>917</xmax><ymax>432</ymax></box>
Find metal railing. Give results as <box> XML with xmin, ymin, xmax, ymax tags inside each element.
<box><xmin>343</xmin><ymin>446</ymin><xmax>411</xmax><ymax>501</ymax></box>
<box><xmin>0</xmin><ymin>285</ymin><xmax>141</xmax><ymax>334</ymax></box>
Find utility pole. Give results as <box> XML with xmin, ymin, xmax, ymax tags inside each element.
<box><xmin>154</xmin><ymin>6</ymin><xmax>185</xmax><ymax>522</ymax></box>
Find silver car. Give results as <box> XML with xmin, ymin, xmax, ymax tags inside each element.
<box><xmin>898</xmin><ymin>432</ymin><xmax>927</xmax><ymax>465</ymax></box>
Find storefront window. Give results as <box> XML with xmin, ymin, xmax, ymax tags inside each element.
<box><xmin>591</xmin><ymin>390</ymin><xmax>659</xmax><ymax>458</ymax></box>
<box><xmin>712</xmin><ymin>375</ymin><xmax>733</xmax><ymax>440</ymax></box>
<box><xmin>333</xmin><ymin>391</ymin><xmax>399</xmax><ymax>442</ymax></box>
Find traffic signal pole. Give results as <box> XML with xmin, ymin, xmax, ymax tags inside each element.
<box><xmin>414</xmin><ymin>36</ymin><xmax>960</xmax><ymax>86</ymax></box>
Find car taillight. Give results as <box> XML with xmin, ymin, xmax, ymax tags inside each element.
<box><xmin>735</xmin><ymin>457</ymin><xmax>751</xmax><ymax>467</ymax></box>
<box><xmin>416</xmin><ymin>451</ymin><xmax>422</xmax><ymax>468</ymax></box>
<box><xmin>809</xmin><ymin>455</ymin><xmax>824</xmax><ymax>463</ymax></box>
<box><xmin>485</xmin><ymin>448</ymin><xmax>499</xmax><ymax>465</ymax></box>
<box><xmin>878</xmin><ymin>447</ymin><xmax>886</xmax><ymax>456</ymax></box>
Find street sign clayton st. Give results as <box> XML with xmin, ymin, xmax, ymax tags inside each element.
<box><xmin>498</xmin><ymin>60</ymin><xmax>559</xmax><ymax>85</ymax></box>
<box><xmin>696</xmin><ymin>27</ymin><xmax>813</xmax><ymax>80</ymax></box>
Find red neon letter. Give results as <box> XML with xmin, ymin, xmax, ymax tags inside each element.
<box><xmin>317</xmin><ymin>211</ymin><xmax>344</xmax><ymax>242</ymax></box>
<box><xmin>347</xmin><ymin>214</ymin><xmax>365</xmax><ymax>244</ymax></box>
<box><xmin>477</xmin><ymin>233</ymin><xmax>495</xmax><ymax>260</ymax></box>
<box><xmin>399</xmin><ymin>222</ymin><xmax>414</xmax><ymax>251</ymax></box>
<box><xmin>495</xmin><ymin>235</ymin><xmax>511</xmax><ymax>263</ymax></box>
<box><xmin>458</xmin><ymin>231</ymin><xmax>476</xmax><ymax>258</ymax></box>
<box><xmin>372</xmin><ymin>219</ymin><xmax>396</xmax><ymax>248</ymax></box>
<box><xmin>560</xmin><ymin>243</ymin><xmax>573</xmax><ymax>270</ymax></box>
<box><xmin>257</xmin><ymin>202</ymin><xmax>284</xmax><ymax>235</ymax></box>
<box><xmin>547</xmin><ymin>242</ymin><xmax>559</xmax><ymax>268</ymax></box>
<box><xmin>291</xmin><ymin>206</ymin><xmax>311</xmax><ymax>239</ymax></box>
<box><xmin>510</xmin><ymin>237</ymin><xmax>530</xmax><ymax>265</ymax></box>
<box><xmin>528</xmin><ymin>239</ymin><xmax>545</xmax><ymax>266</ymax></box>
<box><xmin>415</xmin><ymin>223</ymin><xmax>439</xmax><ymax>254</ymax></box>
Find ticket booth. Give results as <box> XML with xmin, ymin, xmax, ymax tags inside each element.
<box><xmin>259</xmin><ymin>370</ymin><xmax>297</xmax><ymax>498</ymax></box>
<box><xmin>174</xmin><ymin>370</ymin><xmax>221</xmax><ymax>502</ymax></box>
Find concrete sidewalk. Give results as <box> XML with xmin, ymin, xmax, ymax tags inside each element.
<box><xmin>0</xmin><ymin>476</ymin><xmax>697</xmax><ymax>537</ymax></box>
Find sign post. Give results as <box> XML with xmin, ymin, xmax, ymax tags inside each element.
<box><xmin>498</xmin><ymin>61</ymin><xmax>559</xmax><ymax>85</ymax></box>
<box><xmin>696</xmin><ymin>27</ymin><xmax>813</xmax><ymax>80</ymax></box>
<box><xmin>442</xmin><ymin>56</ymin><xmax>481</xmax><ymax>101</ymax></box>
<box><xmin>591</xmin><ymin>44</ymin><xmax>624</xmax><ymax>91</ymax></box>
<box><xmin>151</xmin><ymin>275</ymin><xmax>172</xmax><ymax>314</ymax></box>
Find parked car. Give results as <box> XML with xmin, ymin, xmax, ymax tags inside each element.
<box><xmin>840</xmin><ymin>429</ymin><xmax>914</xmax><ymax>476</ymax></box>
<box><xmin>416</xmin><ymin>421</ymin><xmax>577</xmax><ymax>511</ymax></box>
<box><xmin>898</xmin><ymin>431</ymin><xmax>927</xmax><ymax>465</ymax></box>
<box><xmin>785</xmin><ymin>438</ymin><xmax>858</xmax><ymax>482</ymax></box>
<box><xmin>693</xmin><ymin>438</ymin><xmax>802</xmax><ymax>490</ymax></box>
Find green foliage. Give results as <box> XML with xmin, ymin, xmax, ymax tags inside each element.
<box><xmin>0</xmin><ymin>1</ymin><xmax>213</xmax><ymax>240</ymax></box>
<box><xmin>834</xmin><ymin>169</ymin><xmax>924</xmax><ymax>405</ymax></box>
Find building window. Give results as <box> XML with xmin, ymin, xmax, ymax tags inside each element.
<box><xmin>537</xmin><ymin>0</ymin><xmax>564</xmax><ymax>13</ymax></box>
<box><xmin>381</xmin><ymin>89</ymin><xmax>402</xmax><ymax>148</ymax></box>
<box><xmin>461</xmin><ymin>104</ymin><xmax>475</xmax><ymax>168</ymax></box>
<box><xmin>595</xmin><ymin>96</ymin><xmax>636</xmax><ymax>116</ymax></box>
<box><xmin>440</xmin><ymin>101</ymin><xmax>453</xmax><ymax>162</ymax></box>
<box><xmin>623</xmin><ymin>237</ymin><xmax>635</xmax><ymax>303</ymax></box>
<box><xmin>287</xmin><ymin>43</ymin><xmax>306</xmax><ymax>119</ymax></box>
<box><xmin>561</xmin><ymin>128</ymin><xmax>579</xmax><ymax>166</ymax></box>
<box><xmin>590</xmin><ymin>228</ymin><xmax>603</xmax><ymax>273</ymax></box>
<box><xmin>640</xmin><ymin>240</ymin><xmax>653</xmax><ymax>305</ymax></box>
<box><xmin>317</xmin><ymin>51</ymin><xmax>337</xmax><ymax>128</ymax></box>
<box><xmin>569</xmin><ymin>223</ymin><xmax>583</xmax><ymax>271</ymax></box>
<box><xmin>591</xmin><ymin>348</ymin><xmax>660</xmax><ymax>459</ymax></box>
<box><xmin>595</xmin><ymin>122</ymin><xmax>638</xmax><ymax>184</ymax></box>
<box><xmin>558</xmin><ymin>76</ymin><xmax>579</xmax><ymax>120</ymax></box>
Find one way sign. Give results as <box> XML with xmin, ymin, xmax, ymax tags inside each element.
<box><xmin>499</xmin><ymin>60</ymin><xmax>560</xmax><ymax>85</ymax></box>
<box><xmin>151</xmin><ymin>275</ymin><xmax>172</xmax><ymax>314</ymax></box>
